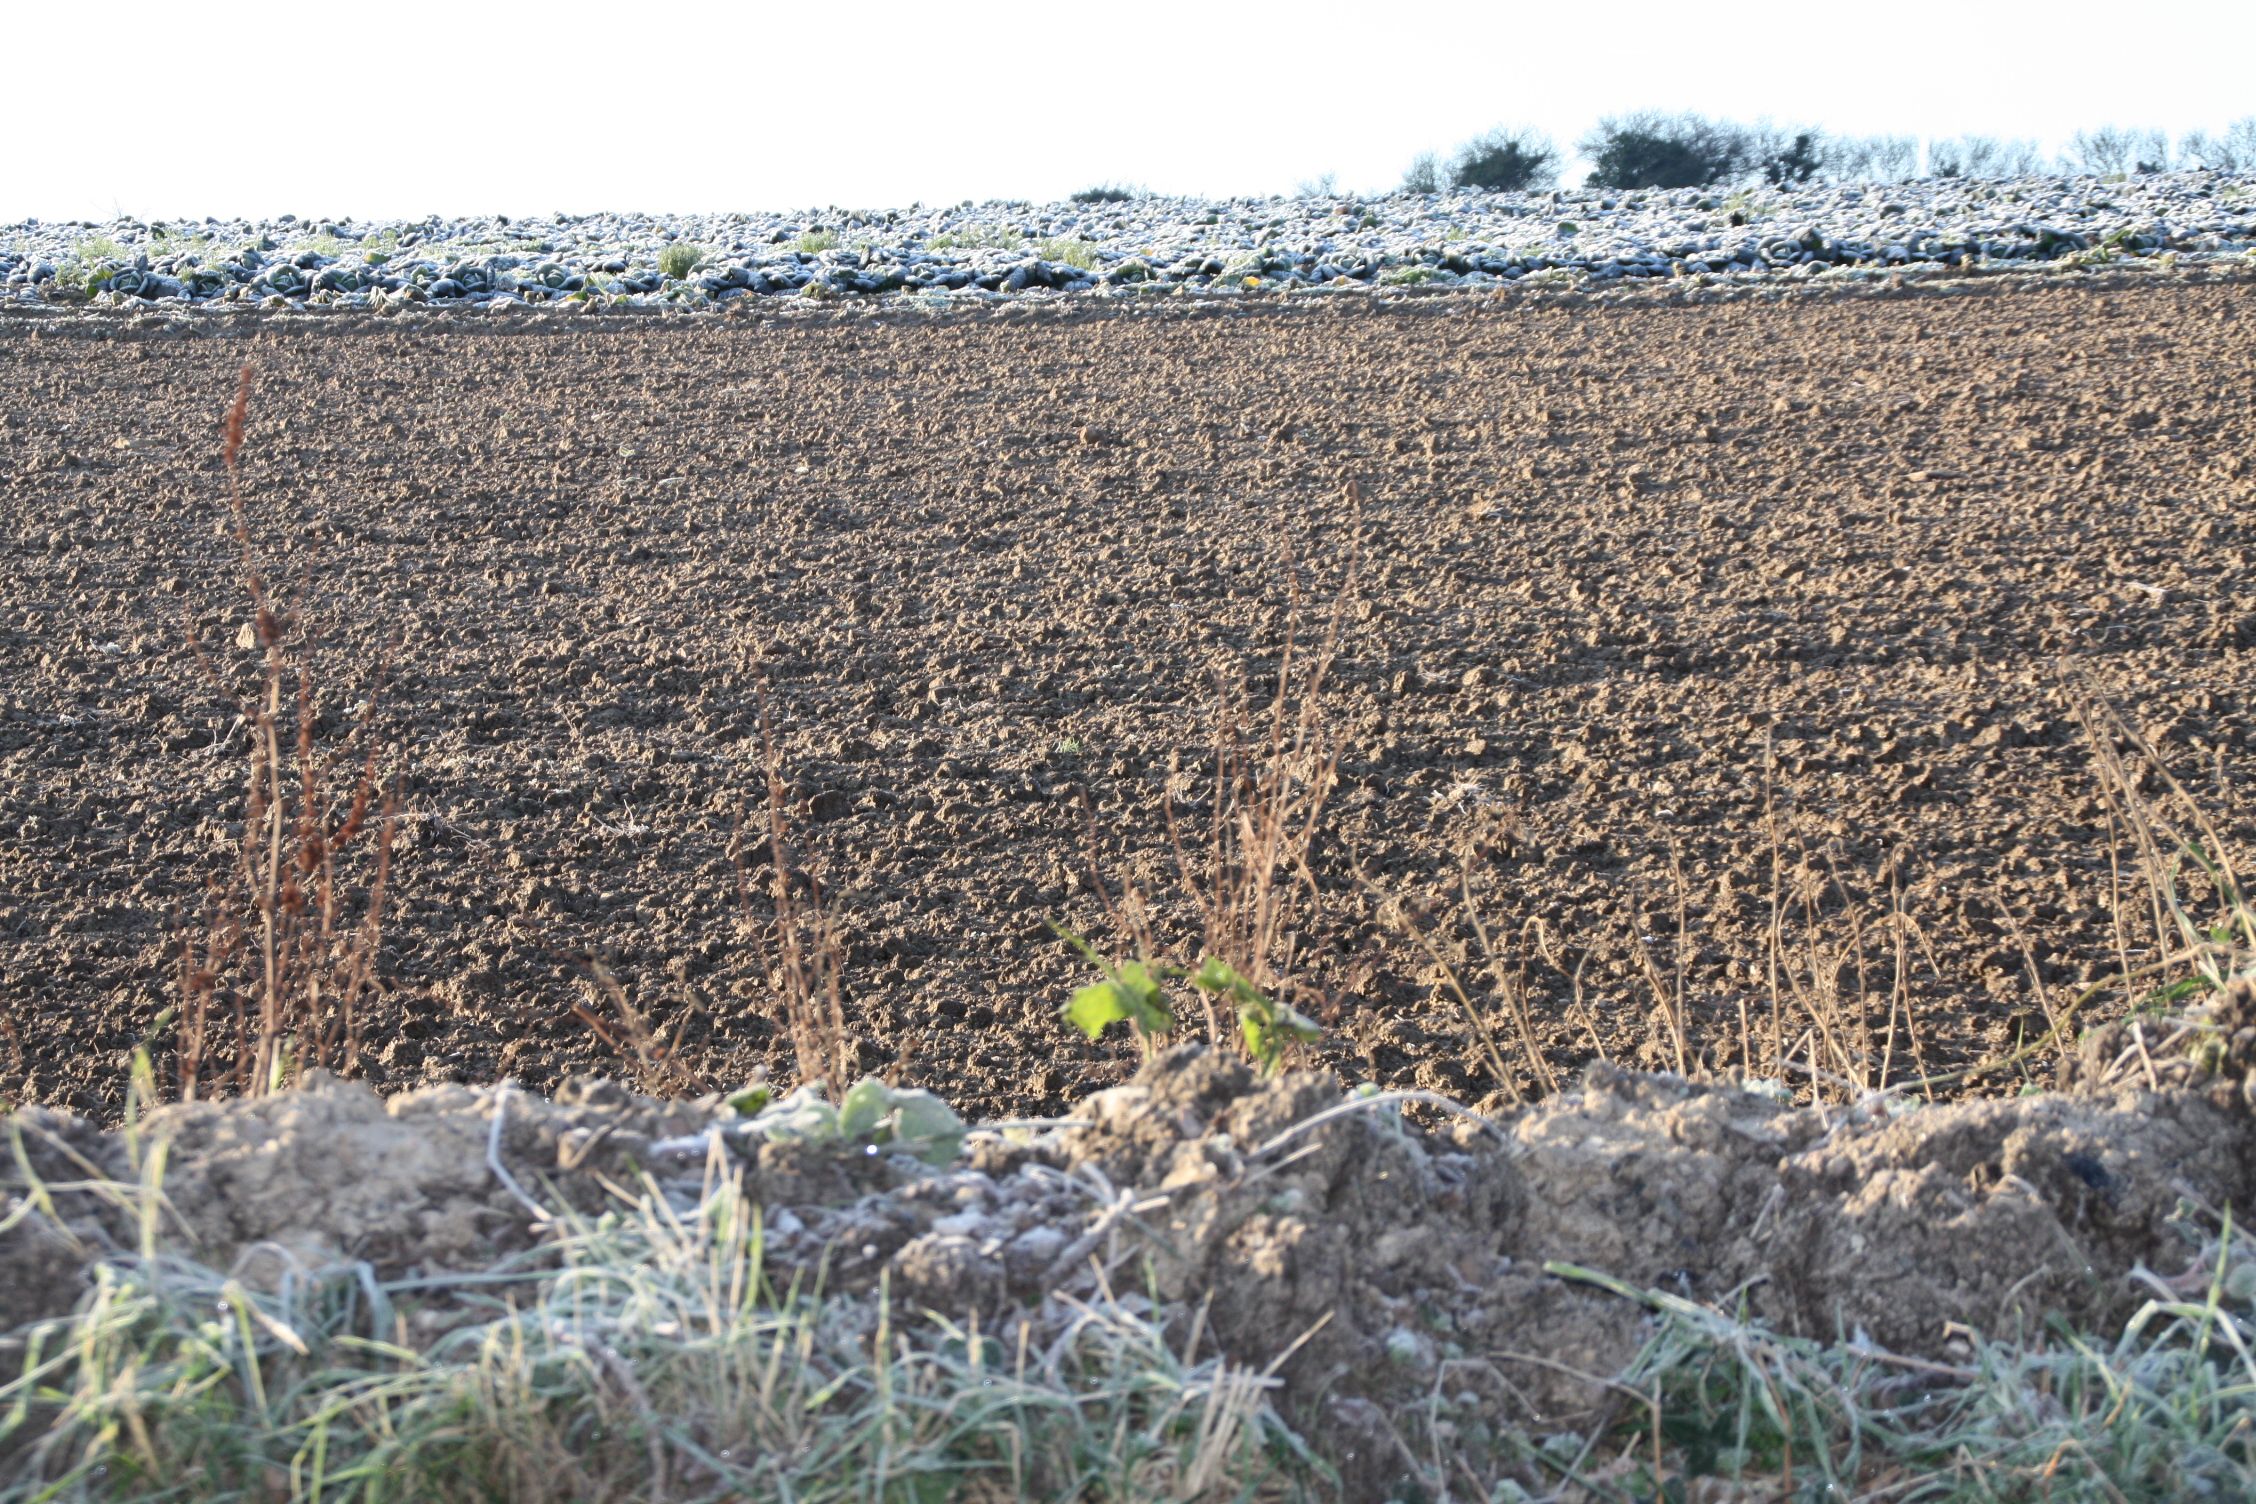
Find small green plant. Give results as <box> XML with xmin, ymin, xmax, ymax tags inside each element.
<box><xmin>1070</xmin><ymin>184</ymin><xmax>1136</xmax><ymax>204</ymax></box>
<box><xmin>1055</xmin><ymin>929</ymin><xmax>1318</xmax><ymax>1076</ymax></box>
<box><xmin>1036</xmin><ymin>236</ymin><xmax>1098</xmax><ymax>271</ymax></box>
<box><xmin>74</xmin><ymin>234</ymin><xmax>125</xmax><ymax>263</ymax></box>
<box><xmin>795</xmin><ymin>229</ymin><xmax>842</xmax><ymax>254</ymax></box>
<box><xmin>1190</xmin><ymin>956</ymin><xmax>1320</xmax><ymax>1073</ymax></box>
<box><xmin>725</xmin><ymin>1077</ymin><xmax>965</xmax><ymax>1165</ymax></box>
<box><xmin>657</xmin><ymin>242</ymin><xmax>702</xmax><ymax>279</ymax></box>
<box><xmin>1056</xmin><ymin>925</ymin><xmax>1173</xmax><ymax>1058</ymax></box>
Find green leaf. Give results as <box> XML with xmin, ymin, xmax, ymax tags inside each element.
<box><xmin>726</xmin><ymin>1084</ymin><xmax>773</xmax><ymax>1116</ymax></box>
<box><xmin>804</xmin><ymin>1369</ymin><xmax>855</xmax><ymax>1410</ymax></box>
<box><xmin>1191</xmin><ymin>956</ymin><xmax>1265</xmax><ymax>1007</ymax></box>
<box><xmin>889</xmin><ymin>1089</ymin><xmax>966</xmax><ymax>1165</ymax></box>
<box><xmin>838</xmin><ymin>1078</ymin><xmax>893</xmax><ymax>1142</ymax></box>
<box><xmin>1239</xmin><ymin>996</ymin><xmax>1321</xmax><ymax>1071</ymax></box>
<box><xmin>1063</xmin><ymin>962</ymin><xmax>1171</xmax><ymax>1041</ymax></box>
<box><xmin>1065</xmin><ymin>980</ymin><xmax>1132</xmax><ymax>1041</ymax></box>
<box><xmin>2145</xmin><ymin>977</ymin><xmax>2212</xmax><ymax>1009</ymax></box>
<box><xmin>759</xmin><ymin>1085</ymin><xmax>839</xmax><ymax>1142</ymax></box>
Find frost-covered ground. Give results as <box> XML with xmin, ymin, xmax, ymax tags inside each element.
<box><xmin>5</xmin><ymin>172</ymin><xmax>2254</xmax><ymax>313</ymax></box>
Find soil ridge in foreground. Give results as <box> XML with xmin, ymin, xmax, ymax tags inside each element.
<box><xmin>7</xmin><ymin>983</ymin><xmax>2255</xmax><ymax>1498</ymax></box>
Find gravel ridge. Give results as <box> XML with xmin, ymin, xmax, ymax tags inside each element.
<box><xmin>7</xmin><ymin>171</ymin><xmax>2254</xmax><ymax>314</ymax></box>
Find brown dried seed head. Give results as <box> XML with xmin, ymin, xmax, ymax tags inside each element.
<box><xmin>223</xmin><ymin>363</ymin><xmax>252</xmax><ymax>471</ymax></box>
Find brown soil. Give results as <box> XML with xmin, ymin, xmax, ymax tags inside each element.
<box><xmin>2</xmin><ymin>278</ymin><xmax>2254</xmax><ymax>1119</ymax></box>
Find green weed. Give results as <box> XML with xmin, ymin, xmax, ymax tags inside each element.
<box><xmin>1036</xmin><ymin>237</ymin><xmax>1099</xmax><ymax>271</ymax></box>
<box><xmin>1055</xmin><ymin>933</ymin><xmax>1321</xmax><ymax>1076</ymax></box>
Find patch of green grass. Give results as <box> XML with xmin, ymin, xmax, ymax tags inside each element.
<box><xmin>926</xmin><ymin>225</ymin><xmax>1024</xmax><ymax>253</ymax></box>
<box><xmin>1546</xmin><ymin>1202</ymin><xmax>2256</xmax><ymax>1500</ymax></box>
<box><xmin>796</xmin><ymin>229</ymin><xmax>842</xmax><ymax>254</ymax></box>
<box><xmin>147</xmin><ymin>228</ymin><xmax>220</xmax><ymax>262</ymax></box>
<box><xmin>74</xmin><ymin>234</ymin><xmax>125</xmax><ymax>263</ymax></box>
<box><xmin>1036</xmin><ymin>236</ymin><xmax>1098</xmax><ymax>271</ymax></box>
<box><xmin>1722</xmin><ymin>188</ymin><xmax>1779</xmax><ymax>222</ymax></box>
<box><xmin>656</xmin><ymin>242</ymin><xmax>701</xmax><ymax>279</ymax></box>
<box><xmin>0</xmin><ymin>1159</ymin><xmax>1320</xmax><ymax>1503</ymax></box>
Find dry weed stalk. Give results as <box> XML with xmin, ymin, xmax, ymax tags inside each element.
<box><xmin>1384</xmin><ymin>735</ymin><xmax>1961</xmax><ymax>1105</ymax></box>
<box><xmin>1066</xmin><ymin>501</ymin><xmax>1358</xmax><ymax>1070</ymax></box>
<box><xmin>1885</xmin><ymin>691</ymin><xmax>2255</xmax><ymax>1098</ymax></box>
<box><xmin>177</xmin><ymin>365</ymin><xmax>398</xmax><ymax>1100</ymax></box>
<box><xmin>1158</xmin><ymin>525</ymin><xmax>1355</xmax><ymax>1046</ymax></box>
<box><xmin>731</xmin><ymin>676</ymin><xmax>856</xmax><ymax>1092</ymax></box>
<box><xmin>2073</xmin><ymin>693</ymin><xmax>2254</xmax><ymax>1002</ymax></box>
<box><xmin>1363</xmin><ymin>842</ymin><xmax>1563</xmax><ymax>1104</ymax></box>
<box><xmin>568</xmin><ymin>961</ymin><xmax>705</xmax><ymax>1095</ymax></box>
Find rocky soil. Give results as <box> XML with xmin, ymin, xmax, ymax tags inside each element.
<box><xmin>5</xmin><ymin>171</ymin><xmax>2253</xmax><ymax>313</ymax></box>
<box><xmin>2</xmin><ymin>273</ymin><xmax>2254</xmax><ymax>1121</ymax></box>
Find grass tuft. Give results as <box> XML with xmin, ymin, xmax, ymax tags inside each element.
<box><xmin>1036</xmin><ymin>237</ymin><xmax>1098</xmax><ymax>272</ymax></box>
<box><xmin>1544</xmin><ymin>1197</ymin><xmax>2256</xmax><ymax>1499</ymax></box>
<box><xmin>0</xmin><ymin>1163</ymin><xmax>1320</xmax><ymax>1502</ymax></box>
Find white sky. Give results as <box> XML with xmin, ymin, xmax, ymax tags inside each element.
<box><xmin>7</xmin><ymin>2</ymin><xmax>2253</xmax><ymax>223</ymax></box>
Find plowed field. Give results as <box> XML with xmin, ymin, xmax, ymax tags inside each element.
<box><xmin>4</xmin><ymin>278</ymin><xmax>2253</xmax><ymax>1118</ymax></box>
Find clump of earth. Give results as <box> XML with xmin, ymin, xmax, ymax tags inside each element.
<box><xmin>9</xmin><ymin>980</ymin><xmax>2253</xmax><ymax>1495</ymax></box>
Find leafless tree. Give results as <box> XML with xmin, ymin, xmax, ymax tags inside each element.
<box><xmin>1926</xmin><ymin>136</ymin><xmax>2046</xmax><ymax>179</ymax></box>
<box><xmin>2179</xmin><ymin>118</ymin><xmax>2256</xmax><ymax>172</ymax></box>
<box><xmin>1827</xmin><ymin>135</ymin><xmax>1919</xmax><ymax>182</ymax></box>
<box><xmin>2068</xmin><ymin>125</ymin><xmax>2172</xmax><ymax>175</ymax></box>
